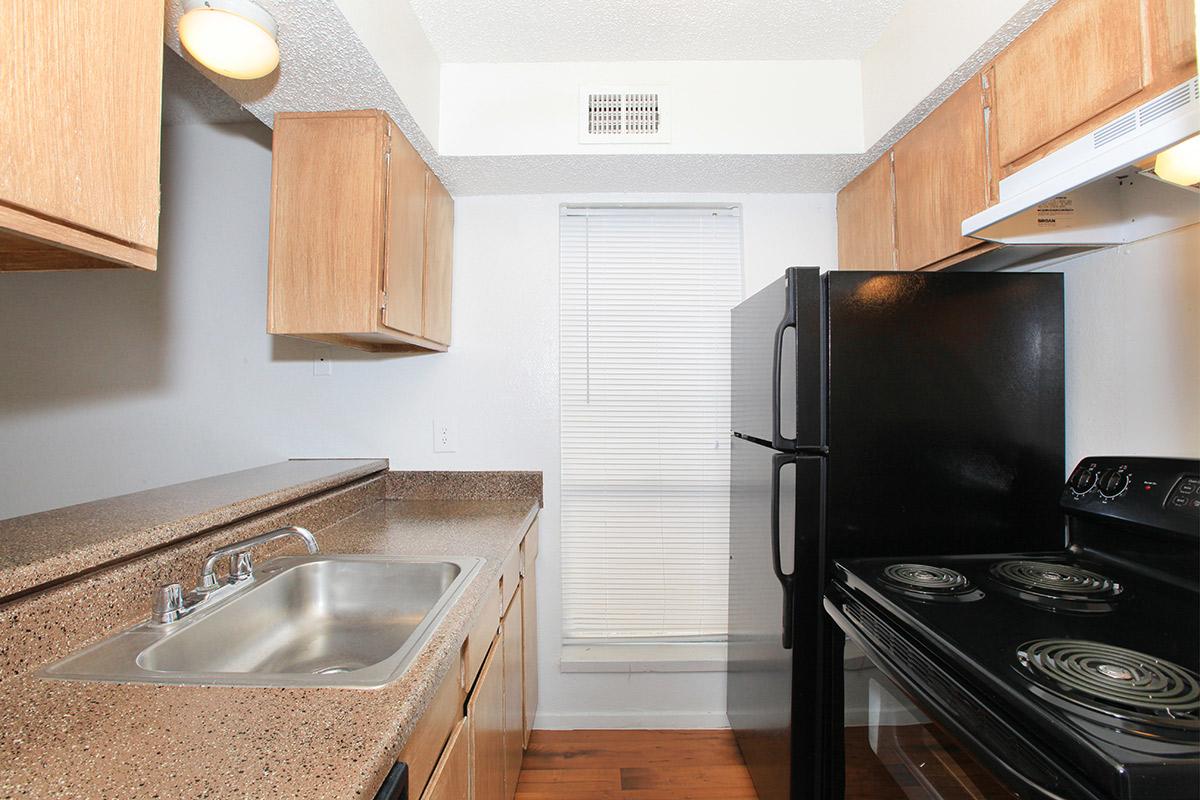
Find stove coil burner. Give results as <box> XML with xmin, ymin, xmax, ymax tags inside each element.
<box><xmin>991</xmin><ymin>560</ymin><xmax>1122</xmax><ymax>603</ymax></box>
<box><xmin>1018</xmin><ymin>639</ymin><xmax>1200</xmax><ymax>729</ymax></box>
<box><xmin>880</xmin><ymin>564</ymin><xmax>975</xmax><ymax>598</ymax></box>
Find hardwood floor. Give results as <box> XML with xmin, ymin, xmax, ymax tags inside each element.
<box><xmin>515</xmin><ymin>729</ymin><xmax>758</xmax><ymax>799</ymax></box>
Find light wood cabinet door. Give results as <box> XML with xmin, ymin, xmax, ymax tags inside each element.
<box><xmin>521</xmin><ymin>558</ymin><xmax>538</xmax><ymax>748</ymax></box>
<box><xmin>421</xmin><ymin>717</ymin><xmax>468</xmax><ymax>800</ymax></box>
<box><xmin>501</xmin><ymin>584</ymin><xmax>525</xmax><ymax>800</ymax></box>
<box><xmin>836</xmin><ymin>154</ymin><xmax>896</xmax><ymax>271</ymax></box>
<box><xmin>993</xmin><ymin>0</ymin><xmax>1145</xmax><ymax>169</ymax></box>
<box><xmin>381</xmin><ymin>121</ymin><xmax>428</xmax><ymax>338</ymax></box>
<box><xmin>423</xmin><ymin>170</ymin><xmax>454</xmax><ymax>346</ymax></box>
<box><xmin>0</xmin><ymin>0</ymin><xmax>163</xmax><ymax>270</ymax></box>
<box><xmin>269</xmin><ymin>112</ymin><xmax>386</xmax><ymax>337</ymax></box>
<box><xmin>1147</xmin><ymin>0</ymin><xmax>1198</xmax><ymax>84</ymax></box>
<box><xmin>893</xmin><ymin>76</ymin><xmax>991</xmax><ymax>270</ymax></box>
<box><xmin>469</xmin><ymin>633</ymin><xmax>505</xmax><ymax>800</ymax></box>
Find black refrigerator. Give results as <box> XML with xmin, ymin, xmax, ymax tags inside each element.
<box><xmin>726</xmin><ymin>268</ymin><xmax>1065</xmax><ymax>800</ymax></box>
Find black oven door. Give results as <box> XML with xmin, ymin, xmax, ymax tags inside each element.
<box><xmin>824</xmin><ymin>586</ymin><xmax>1103</xmax><ymax>800</ymax></box>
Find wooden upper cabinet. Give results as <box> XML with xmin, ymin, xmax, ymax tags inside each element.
<box><xmin>893</xmin><ymin>76</ymin><xmax>992</xmax><ymax>271</ymax></box>
<box><xmin>836</xmin><ymin>153</ymin><xmax>896</xmax><ymax>271</ymax></box>
<box><xmin>268</xmin><ymin>110</ymin><xmax>453</xmax><ymax>353</ymax></box>
<box><xmin>1147</xmin><ymin>0</ymin><xmax>1198</xmax><ymax>84</ymax></box>
<box><xmin>0</xmin><ymin>0</ymin><xmax>163</xmax><ymax>271</ymax></box>
<box><xmin>993</xmin><ymin>0</ymin><xmax>1146</xmax><ymax>171</ymax></box>
<box><xmin>382</xmin><ymin>126</ymin><xmax>428</xmax><ymax>338</ymax></box>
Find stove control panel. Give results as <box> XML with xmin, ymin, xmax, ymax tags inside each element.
<box><xmin>1062</xmin><ymin>456</ymin><xmax>1200</xmax><ymax>537</ymax></box>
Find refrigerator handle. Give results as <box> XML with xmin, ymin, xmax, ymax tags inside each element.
<box><xmin>771</xmin><ymin>452</ymin><xmax>796</xmax><ymax>650</ymax></box>
<box><xmin>771</xmin><ymin>290</ymin><xmax>798</xmax><ymax>451</ymax></box>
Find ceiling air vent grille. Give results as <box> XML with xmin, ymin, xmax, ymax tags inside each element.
<box><xmin>579</xmin><ymin>87</ymin><xmax>670</xmax><ymax>143</ymax></box>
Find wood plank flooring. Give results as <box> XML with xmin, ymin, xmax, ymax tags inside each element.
<box><xmin>515</xmin><ymin>729</ymin><xmax>758</xmax><ymax>799</ymax></box>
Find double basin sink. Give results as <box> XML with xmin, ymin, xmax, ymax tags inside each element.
<box><xmin>42</xmin><ymin>554</ymin><xmax>483</xmax><ymax>688</ymax></box>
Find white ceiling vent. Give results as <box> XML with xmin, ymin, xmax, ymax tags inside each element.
<box><xmin>579</xmin><ymin>87</ymin><xmax>670</xmax><ymax>144</ymax></box>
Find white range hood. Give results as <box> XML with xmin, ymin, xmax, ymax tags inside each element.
<box><xmin>963</xmin><ymin>77</ymin><xmax>1200</xmax><ymax>250</ymax></box>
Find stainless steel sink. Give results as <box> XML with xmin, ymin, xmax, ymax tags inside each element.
<box><xmin>41</xmin><ymin>555</ymin><xmax>482</xmax><ymax>688</ymax></box>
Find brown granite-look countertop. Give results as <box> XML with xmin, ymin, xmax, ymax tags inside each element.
<box><xmin>0</xmin><ymin>495</ymin><xmax>539</xmax><ymax>799</ymax></box>
<box><xmin>0</xmin><ymin>459</ymin><xmax>388</xmax><ymax>601</ymax></box>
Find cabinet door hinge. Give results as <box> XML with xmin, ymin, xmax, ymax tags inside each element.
<box><xmin>381</xmin><ymin>289</ymin><xmax>388</xmax><ymax>312</ymax></box>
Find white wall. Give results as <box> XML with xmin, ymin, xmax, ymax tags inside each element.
<box><xmin>859</xmin><ymin>0</ymin><xmax>1037</xmax><ymax>146</ymax></box>
<box><xmin>1036</xmin><ymin>226</ymin><xmax>1200</xmax><ymax>467</ymax></box>
<box><xmin>0</xmin><ymin>119</ymin><xmax>836</xmax><ymax>727</ymax></box>
<box><xmin>440</xmin><ymin>60</ymin><xmax>863</xmax><ymax>156</ymax></box>
<box><xmin>335</xmin><ymin>0</ymin><xmax>442</xmax><ymax>144</ymax></box>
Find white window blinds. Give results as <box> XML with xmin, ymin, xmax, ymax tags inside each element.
<box><xmin>559</xmin><ymin>206</ymin><xmax>743</xmax><ymax>642</ymax></box>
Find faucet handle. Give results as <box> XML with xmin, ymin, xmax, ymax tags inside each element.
<box><xmin>152</xmin><ymin>583</ymin><xmax>186</xmax><ymax>624</ymax></box>
<box><xmin>229</xmin><ymin>551</ymin><xmax>254</xmax><ymax>583</ymax></box>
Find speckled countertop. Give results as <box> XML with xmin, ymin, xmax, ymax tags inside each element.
<box><xmin>0</xmin><ymin>459</ymin><xmax>388</xmax><ymax>600</ymax></box>
<box><xmin>0</xmin><ymin>497</ymin><xmax>539</xmax><ymax>799</ymax></box>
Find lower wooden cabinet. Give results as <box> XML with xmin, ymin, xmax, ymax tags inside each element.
<box><xmin>521</xmin><ymin>529</ymin><xmax>539</xmax><ymax>747</ymax></box>
<box><xmin>501</xmin><ymin>585</ymin><xmax>525</xmax><ymax>800</ymax></box>
<box><xmin>422</xmin><ymin>717</ymin><xmax>469</xmax><ymax>800</ymax></box>
<box><xmin>468</xmin><ymin>630</ymin><xmax>506</xmax><ymax>800</ymax></box>
<box><xmin>393</xmin><ymin>518</ymin><xmax>539</xmax><ymax>800</ymax></box>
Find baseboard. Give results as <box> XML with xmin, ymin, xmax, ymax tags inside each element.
<box><xmin>533</xmin><ymin>711</ymin><xmax>732</xmax><ymax>730</ymax></box>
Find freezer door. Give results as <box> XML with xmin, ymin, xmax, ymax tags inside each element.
<box><xmin>732</xmin><ymin>267</ymin><xmax>826</xmax><ymax>450</ymax></box>
<box><xmin>728</xmin><ymin>436</ymin><xmax>827</xmax><ymax>800</ymax></box>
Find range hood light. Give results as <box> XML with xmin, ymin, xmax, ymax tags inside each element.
<box><xmin>178</xmin><ymin>0</ymin><xmax>279</xmax><ymax>81</ymax></box>
<box><xmin>1154</xmin><ymin>135</ymin><xmax>1200</xmax><ymax>188</ymax></box>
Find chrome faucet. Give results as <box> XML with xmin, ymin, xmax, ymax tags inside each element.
<box><xmin>151</xmin><ymin>526</ymin><xmax>319</xmax><ymax>624</ymax></box>
<box><xmin>196</xmin><ymin>525</ymin><xmax>319</xmax><ymax>592</ymax></box>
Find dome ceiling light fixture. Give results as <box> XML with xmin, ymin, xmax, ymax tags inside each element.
<box><xmin>178</xmin><ymin>0</ymin><xmax>280</xmax><ymax>81</ymax></box>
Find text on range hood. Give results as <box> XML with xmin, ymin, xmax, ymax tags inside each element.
<box><xmin>963</xmin><ymin>77</ymin><xmax>1200</xmax><ymax>247</ymax></box>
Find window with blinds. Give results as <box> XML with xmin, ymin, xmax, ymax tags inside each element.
<box><xmin>559</xmin><ymin>205</ymin><xmax>743</xmax><ymax>643</ymax></box>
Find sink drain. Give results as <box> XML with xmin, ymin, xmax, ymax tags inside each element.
<box><xmin>312</xmin><ymin>662</ymin><xmax>365</xmax><ymax>675</ymax></box>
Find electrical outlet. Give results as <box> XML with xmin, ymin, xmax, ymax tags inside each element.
<box><xmin>433</xmin><ymin>418</ymin><xmax>457</xmax><ymax>453</ymax></box>
<box><xmin>313</xmin><ymin>347</ymin><xmax>333</xmax><ymax>376</ymax></box>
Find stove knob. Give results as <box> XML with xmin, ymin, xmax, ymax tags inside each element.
<box><xmin>1070</xmin><ymin>467</ymin><xmax>1097</xmax><ymax>494</ymax></box>
<box><xmin>1097</xmin><ymin>468</ymin><xmax>1129</xmax><ymax>498</ymax></box>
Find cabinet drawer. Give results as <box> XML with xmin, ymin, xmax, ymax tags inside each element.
<box><xmin>521</xmin><ymin>519</ymin><xmax>539</xmax><ymax>576</ymax></box>
<box><xmin>499</xmin><ymin>544</ymin><xmax>521</xmax><ymax>614</ymax></box>
<box><xmin>397</xmin><ymin>650</ymin><xmax>464</xmax><ymax>798</ymax></box>
<box><xmin>464</xmin><ymin>584</ymin><xmax>501</xmax><ymax>692</ymax></box>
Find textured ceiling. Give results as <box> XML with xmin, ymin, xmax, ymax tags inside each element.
<box><xmin>407</xmin><ymin>0</ymin><xmax>907</xmax><ymax>62</ymax></box>
<box><xmin>163</xmin><ymin>0</ymin><xmax>1056</xmax><ymax>194</ymax></box>
<box><xmin>161</xmin><ymin>48</ymin><xmax>257</xmax><ymax>126</ymax></box>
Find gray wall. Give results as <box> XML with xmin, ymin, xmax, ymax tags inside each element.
<box><xmin>0</xmin><ymin>116</ymin><xmax>1197</xmax><ymax>518</ymax></box>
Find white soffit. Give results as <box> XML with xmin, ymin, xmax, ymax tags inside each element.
<box><xmin>160</xmin><ymin>0</ymin><xmax>1058</xmax><ymax>195</ymax></box>
<box><xmin>406</xmin><ymin>0</ymin><xmax>907</xmax><ymax>62</ymax></box>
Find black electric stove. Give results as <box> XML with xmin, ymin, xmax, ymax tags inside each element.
<box><xmin>825</xmin><ymin>456</ymin><xmax>1200</xmax><ymax>800</ymax></box>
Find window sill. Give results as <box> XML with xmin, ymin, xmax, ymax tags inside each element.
<box><xmin>560</xmin><ymin>642</ymin><xmax>727</xmax><ymax>673</ymax></box>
